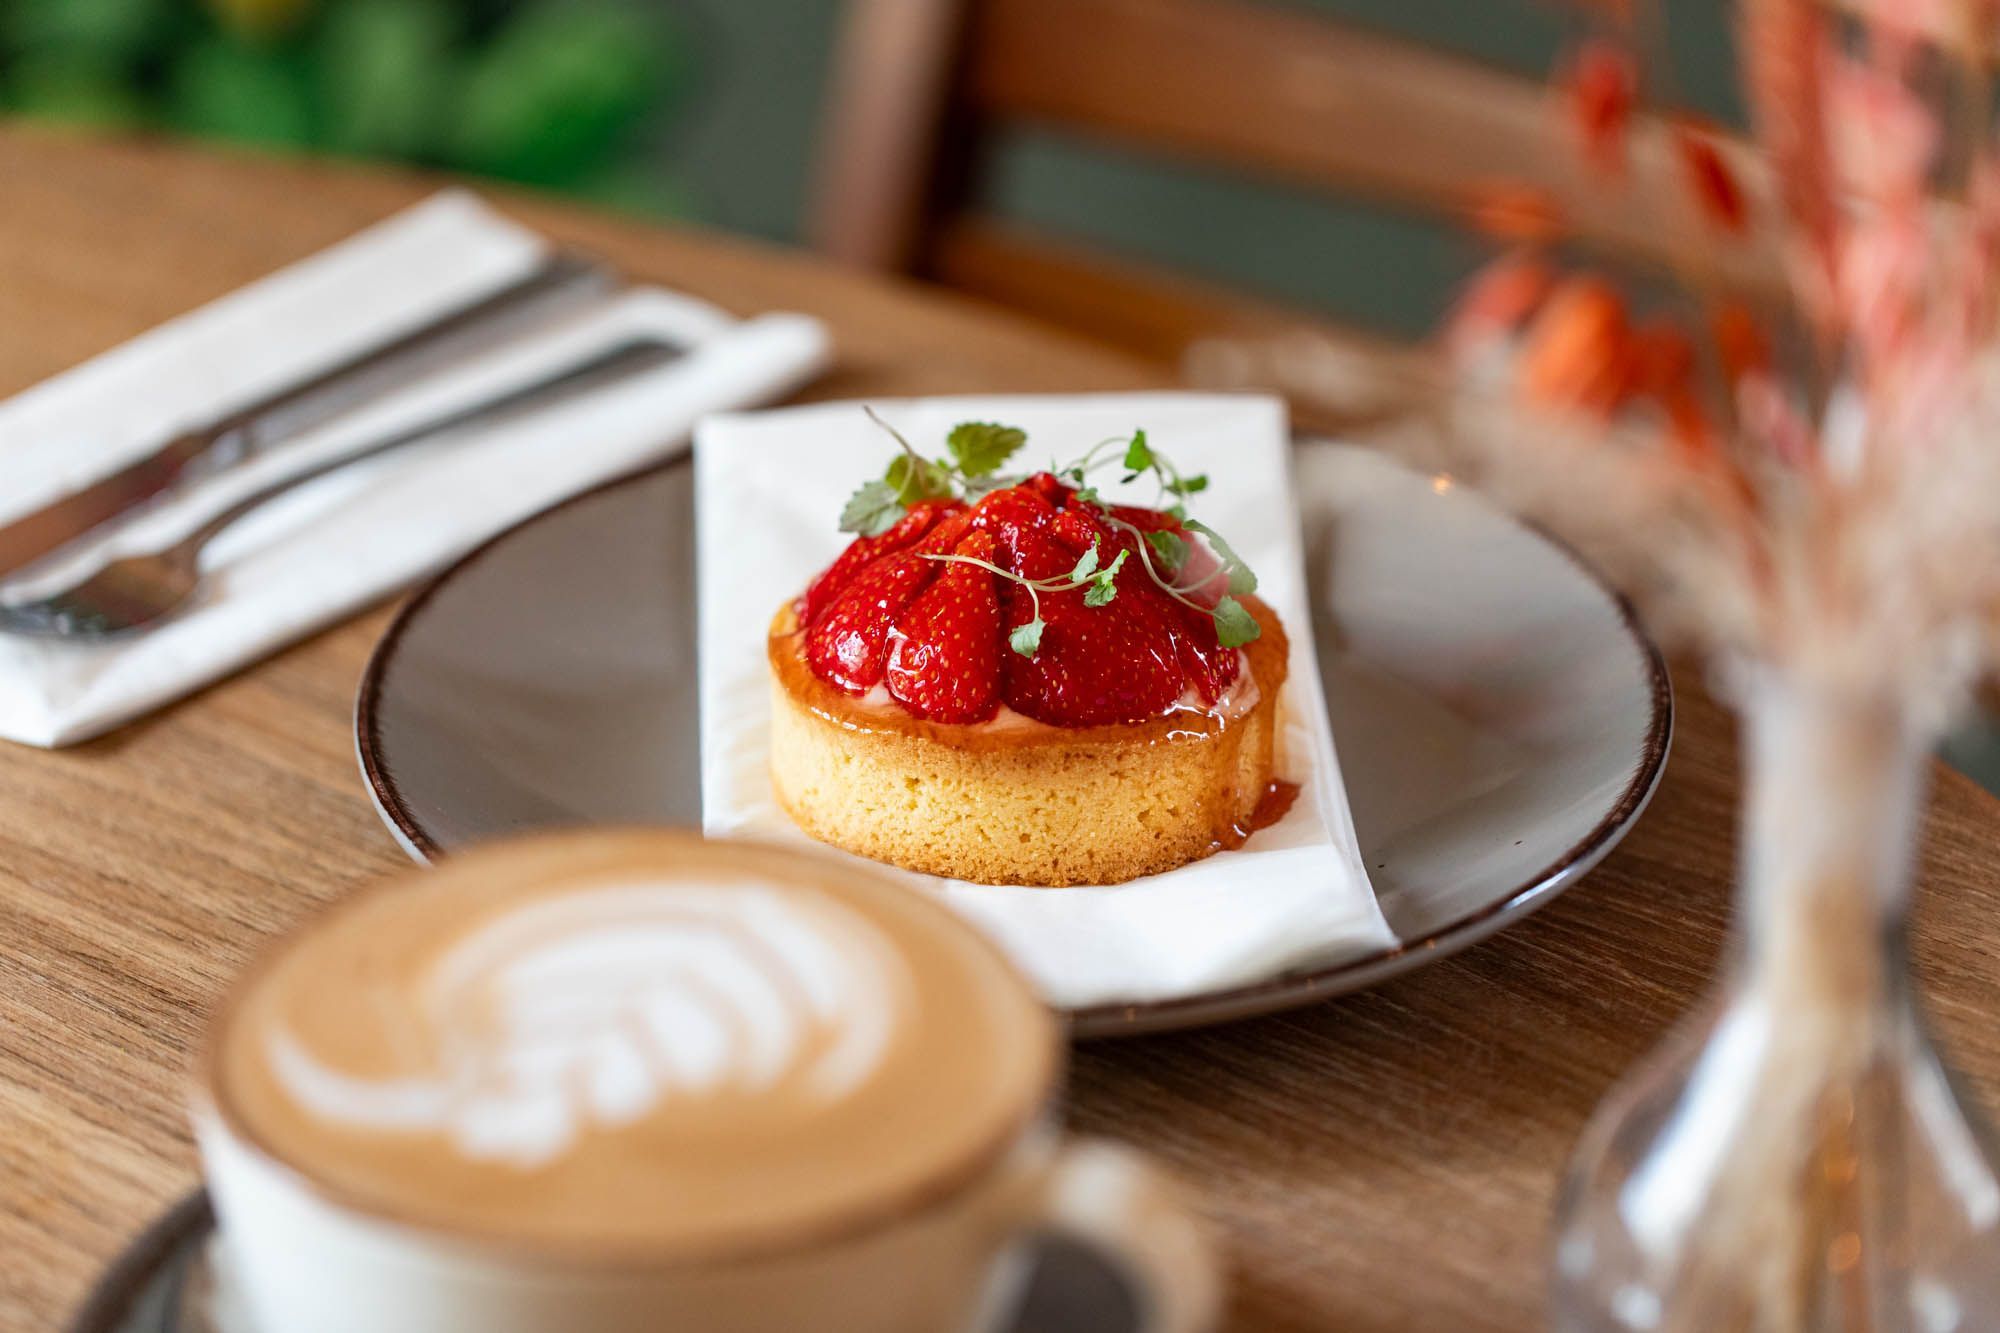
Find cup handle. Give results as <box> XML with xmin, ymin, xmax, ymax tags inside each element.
<box><xmin>1019</xmin><ymin>1138</ymin><xmax>1222</xmax><ymax>1333</ymax></box>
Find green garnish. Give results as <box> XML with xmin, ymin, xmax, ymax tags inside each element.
<box><xmin>885</xmin><ymin>453</ymin><xmax>952</xmax><ymax>505</ymax></box>
<box><xmin>842</xmin><ymin>408</ymin><xmax>1029</xmax><ymax>536</ymax></box>
<box><xmin>1146</xmin><ymin>529</ymin><xmax>1188</xmax><ymax>575</ymax></box>
<box><xmin>1123</xmin><ymin>429</ymin><xmax>1155</xmax><ymax>476</ymax></box>
<box><xmin>948</xmin><ymin>422</ymin><xmax>1028</xmax><ymax>477</ymax></box>
<box><xmin>1082</xmin><ymin>553</ymin><xmax>1128</xmax><ymax>606</ymax></box>
<box><xmin>1082</xmin><ymin>550</ymin><xmax>1128</xmax><ymax>607</ymax></box>
<box><xmin>1183</xmin><ymin>519</ymin><xmax>1257</xmax><ymax>595</ymax></box>
<box><xmin>841</xmin><ymin>411</ymin><xmax>1260</xmax><ymax>655</ymax></box>
<box><xmin>839</xmin><ymin>479</ymin><xmax>905</xmax><ymax>537</ymax></box>
<box><xmin>1211</xmin><ymin>595</ymin><xmax>1261</xmax><ymax>648</ymax></box>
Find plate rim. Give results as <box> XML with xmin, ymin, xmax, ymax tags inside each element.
<box><xmin>355</xmin><ymin>447</ymin><xmax>1673</xmax><ymax>1037</ymax></box>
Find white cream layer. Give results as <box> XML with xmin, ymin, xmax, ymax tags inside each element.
<box><xmin>839</xmin><ymin>650</ymin><xmax>1261</xmax><ymax>734</ymax></box>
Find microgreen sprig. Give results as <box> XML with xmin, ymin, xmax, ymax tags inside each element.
<box><xmin>839</xmin><ymin>409</ymin><xmax>1028</xmax><ymax>536</ymax></box>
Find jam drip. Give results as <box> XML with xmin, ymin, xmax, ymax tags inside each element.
<box><xmin>1218</xmin><ymin>781</ymin><xmax>1301</xmax><ymax>851</ymax></box>
<box><xmin>796</xmin><ymin>475</ymin><xmax>1241</xmax><ymax>728</ymax></box>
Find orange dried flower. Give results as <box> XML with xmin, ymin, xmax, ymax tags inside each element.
<box><xmin>1467</xmin><ymin>182</ymin><xmax>1565</xmax><ymax>243</ymax></box>
<box><xmin>1627</xmin><ymin>320</ymin><xmax>1716</xmax><ymax>454</ymax></box>
<box><xmin>1739</xmin><ymin>0</ymin><xmax>1838</xmax><ymax>305</ymax></box>
<box><xmin>1630</xmin><ymin>319</ymin><xmax>1697</xmax><ymax>397</ymax></box>
<box><xmin>1519</xmin><ymin>276</ymin><xmax>1634</xmax><ymax>413</ymax></box>
<box><xmin>1674</xmin><ymin>123</ymin><xmax>1750</xmax><ymax>234</ymax></box>
<box><xmin>1825</xmin><ymin>54</ymin><xmax>1936</xmax><ymax>206</ymax></box>
<box><xmin>1445</xmin><ymin>253</ymin><xmax>1557</xmax><ymax>353</ymax></box>
<box><xmin>1711</xmin><ymin>301</ymin><xmax>1772</xmax><ymax>383</ymax></box>
<box><xmin>1567</xmin><ymin>39</ymin><xmax>1640</xmax><ymax>174</ymax></box>
<box><xmin>1661</xmin><ymin>384</ymin><xmax>1717</xmax><ymax>458</ymax></box>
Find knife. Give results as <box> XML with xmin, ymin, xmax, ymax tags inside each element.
<box><xmin>0</xmin><ymin>251</ymin><xmax>615</xmax><ymax>577</ymax></box>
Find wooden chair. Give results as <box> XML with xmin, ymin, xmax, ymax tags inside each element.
<box><xmin>808</xmin><ymin>0</ymin><xmax>1765</xmax><ymax>392</ymax></box>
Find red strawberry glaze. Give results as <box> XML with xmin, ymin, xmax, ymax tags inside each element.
<box><xmin>799</xmin><ymin>499</ymin><xmax>961</xmax><ymax>625</ymax></box>
<box><xmin>803</xmin><ymin>549</ymin><xmax>935</xmax><ymax>692</ymax></box>
<box><xmin>795</xmin><ymin>480</ymin><xmax>1242</xmax><ymax>727</ymax></box>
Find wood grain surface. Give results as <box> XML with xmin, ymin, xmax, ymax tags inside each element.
<box><xmin>1</xmin><ymin>127</ymin><xmax>1997</xmax><ymax>1333</ymax></box>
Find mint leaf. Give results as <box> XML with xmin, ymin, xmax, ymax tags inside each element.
<box><xmin>1184</xmin><ymin>519</ymin><xmax>1257</xmax><ymax>595</ymax></box>
<box><xmin>1123</xmin><ymin>429</ymin><xmax>1154</xmax><ymax>473</ymax></box>
<box><xmin>886</xmin><ymin>453</ymin><xmax>952</xmax><ymax>505</ymax></box>
<box><xmin>1146</xmin><ymin>529</ymin><xmax>1188</xmax><ymax>573</ymax></box>
<box><xmin>1212</xmin><ymin>595</ymin><xmax>1261</xmax><ymax>647</ymax></box>
<box><xmin>947</xmin><ymin>422</ymin><xmax>1028</xmax><ymax>477</ymax></box>
<box><xmin>840</xmin><ymin>479</ymin><xmax>905</xmax><ymax>536</ymax></box>
<box><xmin>1009</xmin><ymin>618</ymin><xmax>1044</xmax><ymax>657</ymax></box>
<box><xmin>1069</xmin><ymin>543</ymin><xmax>1101</xmax><ymax>582</ymax></box>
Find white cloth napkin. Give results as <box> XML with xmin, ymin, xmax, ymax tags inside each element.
<box><xmin>696</xmin><ymin>394</ymin><xmax>1394</xmax><ymax>1009</ymax></box>
<box><xmin>0</xmin><ymin>191</ymin><xmax>829</xmax><ymax>747</ymax></box>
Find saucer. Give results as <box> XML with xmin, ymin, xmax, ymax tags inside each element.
<box><xmin>356</xmin><ymin>441</ymin><xmax>1671</xmax><ymax>1037</ymax></box>
<box><xmin>69</xmin><ymin>1192</ymin><xmax>1141</xmax><ymax>1333</ymax></box>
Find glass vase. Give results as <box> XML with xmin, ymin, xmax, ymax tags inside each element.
<box><xmin>1550</xmin><ymin>675</ymin><xmax>2000</xmax><ymax>1331</ymax></box>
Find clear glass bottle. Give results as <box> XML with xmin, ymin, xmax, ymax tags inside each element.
<box><xmin>1550</xmin><ymin>676</ymin><xmax>2000</xmax><ymax>1332</ymax></box>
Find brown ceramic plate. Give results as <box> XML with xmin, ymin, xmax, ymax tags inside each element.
<box><xmin>355</xmin><ymin>442</ymin><xmax>1671</xmax><ymax>1038</ymax></box>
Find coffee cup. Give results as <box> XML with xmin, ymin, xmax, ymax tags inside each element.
<box><xmin>193</xmin><ymin>829</ymin><xmax>1219</xmax><ymax>1332</ymax></box>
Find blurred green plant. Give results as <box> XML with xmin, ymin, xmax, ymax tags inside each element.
<box><xmin>0</xmin><ymin>0</ymin><xmax>694</xmax><ymax>215</ymax></box>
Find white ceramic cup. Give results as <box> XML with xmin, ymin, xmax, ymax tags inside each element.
<box><xmin>191</xmin><ymin>835</ymin><xmax>1220</xmax><ymax>1333</ymax></box>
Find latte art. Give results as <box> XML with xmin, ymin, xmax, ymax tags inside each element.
<box><xmin>208</xmin><ymin>832</ymin><xmax>1055</xmax><ymax>1253</ymax></box>
<box><xmin>267</xmin><ymin>885</ymin><xmax>907</xmax><ymax>1166</ymax></box>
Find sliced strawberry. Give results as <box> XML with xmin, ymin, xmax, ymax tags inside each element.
<box><xmin>1168</xmin><ymin>595</ymin><xmax>1242</xmax><ymax>705</ymax></box>
<box><xmin>804</xmin><ymin>551</ymin><xmax>937</xmax><ymax>693</ymax></box>
<box><xmin>1049</xmin><ymin>505</ymin><xmax>1107</xmax><ymax>557</ymax></box>
<box><xmin>1004</xmin><ymin>525</ymin><xmax>1076</xmax><ymax>583</ymax></box>
<box><xmin>1105</xmin><ymin>502</ymin><xmax>1181</xmax><ymax>533</ymax></box>
<box><xmin>1002</xmin><ymin>573</ymin><xmax>1183</xmax><ymax>727</ymax></box>
<box><xmin>886</xmin><ymin>532</ymin><xmax>1003</xmax><ymax>723</ymax></box>
<box><xmin>913</xmin><ymin>505</ymin><xmax>975</xmax><ymax>555</ymax></box>
<box><xmin>1023</xmin><ymin>471</ymin><xmax>1073</xmax><ymax>507</ymax></box>
<box><xmin>801</xmin><ymin>500</ymin><xmax>960</xmax><ymax>624</ymax></box>
<box><xmin>968</xmin><ymin>486</ymin><xmax>1059</xmax><ymax>566</ymax></box>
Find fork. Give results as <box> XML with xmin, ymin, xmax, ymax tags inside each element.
<box><xmin>0</xmin><ymin>253</ymin><xmax>615</xmax><ymax>578</ymax></box>
<box><xmin>0</xmin><ymin>338</ymin><xmax>678</xmax><ymax>639</ymax></box>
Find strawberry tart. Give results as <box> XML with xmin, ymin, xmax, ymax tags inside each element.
<box><xmin>767</xmin><ymin>418</ymin><xmax>1295</xmax><ymax>886</ymax></box>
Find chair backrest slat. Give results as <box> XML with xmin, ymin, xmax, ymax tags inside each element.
<box><xmin>932</xmin><ymin>216</ymin><xmax>1428</xmax><ymax>428</ymax></box>
<box><xmin>813</xmin><ymin>0</ymin><xmax>1776</xmax><ymax>361</ymax></box>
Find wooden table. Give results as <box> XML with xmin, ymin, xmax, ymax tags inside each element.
<box><xmin>2</xmin><ymin>127</ymin><xmax>1998</xmax><ymax>1333</ymax></box>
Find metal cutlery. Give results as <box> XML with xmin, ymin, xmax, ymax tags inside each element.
<box><xmin>0</xmin><ymin>338</ymin><xmax>679</xmax><ymax>640</ymax></box>
<box><xmin>0</xmin><ymin>252</ymin><xmax>615</xmax><ymax>577</ymax></box>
